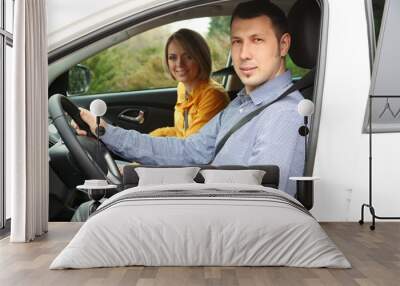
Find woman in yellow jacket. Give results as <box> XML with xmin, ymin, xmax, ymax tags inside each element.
<box><xmin>150</xmin><ymin>29</ymin><xmax>229</xmax><ymax>138</ymax></box>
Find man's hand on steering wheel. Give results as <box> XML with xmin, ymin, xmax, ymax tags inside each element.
<box><xmin>49</xmin><ymin>94</ymin><xmax>122</xmax><ymax>183</ymax></box>
<box><xmin>73</xmin><ymin>108</ymin><xmax>108</xmax><ymax>137</ymax></box>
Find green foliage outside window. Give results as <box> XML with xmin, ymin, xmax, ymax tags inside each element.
<box><xmin>82</xmin><ymin>26</ymin><xmax>175</xmax><ymax>94</ymax></box>
<box><xmin>77</xmin><ymin>17</ymin><xmax>231</xmax><ymax>95</ymax></box>
<box><xmin>207</xmin><ymin>16</ymin><xmax>231</xmax><ymax>83</ymax></box>
<box><xmin>73</xmin><ymin>16</ymin><xmax>309</xmax><ymax>95</ymax></box>
<box><xmin>208</xmin><ymin>16</ymin><xmax>230</xmax><ymax>38</ymax></box>
<box><xmin>286</xmin><ymin>56</ymin><xmax>309</xmax><ymax>79</ymax></box>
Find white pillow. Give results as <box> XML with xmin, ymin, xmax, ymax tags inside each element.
<box><xmin>200</xmin><ymin>169</ymin><xmax>266</xmax><ymax>185</ymax></box>
<box><xmin>135</xmin><ymin>167</ymin><xmax>200</xmax><ymax>186</ymax></box>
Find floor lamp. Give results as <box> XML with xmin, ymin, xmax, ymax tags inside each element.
<box><xmin>359</xmin><ymin>95</ymin><xmax>400</xmax><ymax>231</ymax></box>
<box><xmin>359</xmin><ymin>0</ymin><xmax>400</xmax><ymax>230</ymax></box>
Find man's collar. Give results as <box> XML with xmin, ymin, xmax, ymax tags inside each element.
<box><xmin>238</xmin><ymin>70</ymin><xmax>293</xmax><ymax>106</ymax></box>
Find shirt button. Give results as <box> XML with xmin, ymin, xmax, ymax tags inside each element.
<box><xmin>239</xmin><ymin>108</ymin><xmax>243</xmax><ymax>113</ymax></box>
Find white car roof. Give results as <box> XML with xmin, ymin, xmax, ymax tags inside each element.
<box><xmin>47</xmin><ymin>0</ymin><xmax>174</xmax><ymax>52</ymax></box>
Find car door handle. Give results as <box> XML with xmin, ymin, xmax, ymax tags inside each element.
<box><xmin>118</xmin><ymin>110</ymin><xmax>145</xmax><ymax>124</ymax></box>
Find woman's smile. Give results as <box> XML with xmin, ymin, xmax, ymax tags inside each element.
<box><xmin>167</xmin><ymin>40</ymin><xmax>200</xmax><ymax>90</ymax></box>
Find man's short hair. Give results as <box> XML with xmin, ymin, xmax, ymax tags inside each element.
<box><xmin>231</xmin><ymin>0</ymin><xmax>288</xmax><ymax>40</ymax></box>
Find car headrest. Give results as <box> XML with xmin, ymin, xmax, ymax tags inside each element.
<box><xmin>288</xmin><ymin>0</ymin><xmax>321</xmax><ymax>69</ymax></box>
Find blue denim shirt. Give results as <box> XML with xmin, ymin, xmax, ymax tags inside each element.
<box><xmin>101</xmin><ymin>71</ymin><xmax>305</xmax><ymax>196</ymax></box>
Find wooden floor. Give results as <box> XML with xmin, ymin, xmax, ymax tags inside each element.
<box><xmin>0</xmin><ymin>222</ymin><xmax>399</xmax><ymax>286</ymax></box>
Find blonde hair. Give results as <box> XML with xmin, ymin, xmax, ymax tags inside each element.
<box><xmin>164</xmin><ymin>29</ymin><xmax>211</xmax><ymax>81</ymax></box>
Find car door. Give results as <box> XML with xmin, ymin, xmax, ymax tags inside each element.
<box><xmin>68</xmin><ymin>91</ymin><xmax>176</xmax><ymax>135</ymax></box>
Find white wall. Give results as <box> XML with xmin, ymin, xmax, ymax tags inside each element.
<box><xmin>312</xmin><ymin>0</ymin><xmax>400</xmax><ymax>221</ymax></box>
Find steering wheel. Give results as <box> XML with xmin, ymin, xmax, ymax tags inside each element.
<box><xmin>48</xmin><ymin>93</ymin><xmax>122</xmax><ymax>185</ymax></box>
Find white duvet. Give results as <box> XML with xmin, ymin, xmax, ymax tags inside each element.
<box><xmin>50</xmin><ymin>183</ymin><xmax>351</xmax><ymax>269</ymax></box>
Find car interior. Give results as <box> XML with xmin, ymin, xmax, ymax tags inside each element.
<box><xmin>48</xmin><ymin>0</ymin><xmax>322</xmax><ymax>221</ymax></box>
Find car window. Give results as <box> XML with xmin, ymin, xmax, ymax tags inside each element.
<box><xmin>70</xmin><ymin>16</ymin><xmax>231</xmax><ymax>96</ymax></box>
<box><xmin>286</xmin><ymin>55</ymin><xmax>309</xmax><ymax>80</ymax></box>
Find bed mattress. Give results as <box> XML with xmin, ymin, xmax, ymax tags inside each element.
<box><xmin>50</xmin><ymin>183</ymin><xmax>350</xmax><ymax>269</ymax></box>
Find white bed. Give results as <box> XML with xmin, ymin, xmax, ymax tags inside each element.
<box><xmin>50</xmin><ymin>183</ymin><xmax>351</xmax><ymax>269</ymax></box>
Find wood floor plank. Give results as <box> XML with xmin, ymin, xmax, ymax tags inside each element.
<box><xmin>1</xmin><ymin>222</ymin><xmax>400</xmax><ymax>286</ymax></box>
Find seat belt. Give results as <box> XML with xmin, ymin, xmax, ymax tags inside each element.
<box><xmin>214</xmin><ymin>68</ymin><xmax>315</xmax><ymax>157</ymax></box>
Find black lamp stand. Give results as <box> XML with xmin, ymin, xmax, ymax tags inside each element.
<box><xmin>298</xmin><ymin>116</ymin><xmax>309</xmax><ymax>165</ymax></box>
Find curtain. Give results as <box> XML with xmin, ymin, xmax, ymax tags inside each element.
<box><xmin>6</xmin><ymin>0</ymin><xmax>48</xmax><ymax>242</ymax></box>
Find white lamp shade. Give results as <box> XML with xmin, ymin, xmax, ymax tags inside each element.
<box><xmin>90</xmin><ymin>99</ymin><xmax>107</xmax><ymax>117</ymax></box>
<box><xmin>297</xmin><ymin>99</ymin><xmax>315</xmax><ymax>116</ymax></box>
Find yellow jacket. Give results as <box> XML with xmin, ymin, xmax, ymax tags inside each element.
<box><xmin>150</xmin><ymin>80</ymin><xmax>229</xmax><ymax>138</ymax></box>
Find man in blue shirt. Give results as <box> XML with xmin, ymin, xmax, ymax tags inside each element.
<box><xmin>77</xmin><ymin>0</ymin><xmax>304</xmax><ymax>197</ymax></box>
